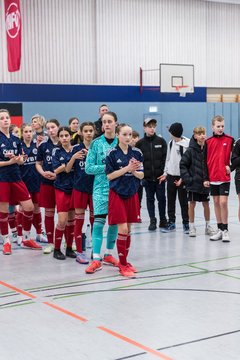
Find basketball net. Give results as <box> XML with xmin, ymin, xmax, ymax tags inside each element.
<box><xmin>175</xmin><ymin>85</ymin><xmax>189</xmax><ymax>97</ymax></box>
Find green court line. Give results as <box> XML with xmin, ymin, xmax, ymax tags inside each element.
<box><xmin>0</xmin><ymin>301</ymin><xmax>35</xmax><ymax>310</ymax></box>
<box><xmin>52</xmin><ymin>271</ymin><xmax>208</xmax><ymax>299</ymax></box>
<box><xmin>188</xmin><ymin>264</ymin><xmax>240</xmax><ymax>281</ymax></box>
<box><xmin>1</xmin><ymin>254</ymin><xmax>239</xmax><ymax>298</ymax></box>
<box><xmin>216</xmin><ymin>272</ymin><xmax>240</xmax><ymax>280</ymax></box>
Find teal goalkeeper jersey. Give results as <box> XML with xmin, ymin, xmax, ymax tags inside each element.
<box><xmin>85</xmin><ymin>134</ymin><xmax>118</xmax><ymax>215</ymax></box>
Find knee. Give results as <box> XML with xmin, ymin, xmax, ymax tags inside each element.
<box><xmin>23</xmin><ymin>201</ymin><xmax>34</xmax><ymax>212</ymax></box>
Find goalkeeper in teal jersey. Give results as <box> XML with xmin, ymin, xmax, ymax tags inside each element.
<box><xmin>85</xmin><ymin>112</ymin><xmax>119</xmax><ymax>273</ymax></box>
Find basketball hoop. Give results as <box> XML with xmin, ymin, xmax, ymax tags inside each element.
<box><xmin>174</xmin><ymin>85</ymin><xmax>190</xmax><ymax>97</ymax></box>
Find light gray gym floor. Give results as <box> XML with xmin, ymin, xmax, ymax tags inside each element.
<box><xmin>1</xmin><ymin>185</ymin><xmax>240</xmax><ymax>360</ymax></box>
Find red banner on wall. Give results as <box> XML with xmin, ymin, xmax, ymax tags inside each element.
<box><xmin>4</xmin><ymin>0</ymin><xmax>22</xmax><ymax>72</ymax></box>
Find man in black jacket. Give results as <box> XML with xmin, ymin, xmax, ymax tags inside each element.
<box><xmin>136</xmin><ymin>118</ymin><xmax>167</xmax><ymax>230</ymax></box>
<box><xmin>94</xmin><ymin>104</ymin><xmax>109</xmax><ymax>138</ymax></box>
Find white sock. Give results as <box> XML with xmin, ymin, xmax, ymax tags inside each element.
<box><xmin>205</xmin><ymin>221</ymin><xmax>210</xmax><ymax>227</ymax></box>
<box><xmin>23</xmin><ymin>231</ymin><xmax>31</xmax><ymax>240</ymax></box>
<box><xmin>3</xmin><ymin>235</ymin><xmax>11</xmax><ymax>244</ymax></box>
<box><xmin>189</xmin><ymin>222</ymin><xmax>195</xmax><ymax>229</ymax></box>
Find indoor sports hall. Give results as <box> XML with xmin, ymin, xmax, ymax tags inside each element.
<box><xmin>0</xmin><ymin>0</ymin><xmax>240</xmax><ymax>359</ymax></box>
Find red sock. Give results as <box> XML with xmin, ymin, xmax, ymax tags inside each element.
<box><xmin>54</xmin><ymin>225</ymin><xmax>65</xmax><ymax>250</ymax></box>
<box><xmin>22</xmin><ymin>211</ymin><xmax>33</xmax><ymax>232</ymax></box>
<box><xmin>8</xmin><ymin>211</ymin><xmax>17</xmax><ymax>231</ymax></box>
<box><xmin>33</xmin><ymin>211</ymin><xmax>42</xmax><ymax>234</ymax></box>
<box><xmin>117</xmin><ymin>233</ymin><xmax>128</xmax><ymax>266</ymax></box>
<box><xmin>45</xmin><ymin>210</ymin><xmax>54</xmax><ymax>244</ymax></box>
<box><xmin>17</xmin><ymin>211</ymin><xmax>23</xmax><ymax>236</ymax></box>
<box><xmin>65</xmin><ymin>219</ymin><xmax>75</xmax><ymax>248</ymax></box>
<box><xmin>0</xmin><ymin>212</ymin><xmax>9</xmax><ymax>236</ymax></box>
<box><xmin>126</xmin><ymin>233</ymin><xmax>131</xmax><ymax>257</ymax></box>
<box><xmin>74</xmin><ymin>214</ymin><xmax>84</xmax><ymax>253</ymax></box>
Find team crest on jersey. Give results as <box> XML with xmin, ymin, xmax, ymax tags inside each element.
<box><xmin>13</xmin><ymin>141</ymin><xmax>17</xmax><ymax>148</ymax></box>
<box><xmin>52</xmin><ymin>148</ymin><xmax>58</xmax><ymax>156</ymax></box>
<box><xmin>33</xmin><ymin>148</ymin><xmax>37</xmax><ymax>155</ymax></box>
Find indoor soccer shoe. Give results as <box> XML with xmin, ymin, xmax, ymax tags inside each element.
<box><xmin>36</xmin><ymin>231</ymin><xmax>48</xmax><ymax>243</ymax></box>
<box><xmin>209</xmin><ymin>229</ymin><xmax>222</xmax><ymax>241</ymax></box>
<box><xmin>222</xmin><ymin>230</ymin><xmax>230</xmax><ymax>243</ymax></box>
<box><xmin>127</xmin><ymin>262</ymin><xmax>137</xmax><ymax>273</ymax></box>
<box><xmin>76</xmin><ymin>252</ymin><xmax>89</xmax><ymax>264</ymax></box>
<box><xmin>3</xmin><ymin>242</ymin><xmax>12</xmax><ymax>255</ymax></box>
<box><xmin>21</xmin><ymin>239</ymin><xmax>42</xmax><ymax>250</ymax></box>
<box><xmin>85</xmin><ymin>260</ymin><xmax>102</xmax><ymax>274</ymax></box>
<box><xmin>43</xmin><ymin>243</ymin><xmax>54</xmax><ymax>254</ymax></box>
<box><xmin>119</xmin><ymin>264</ymin><xmax>135</xmax><ymax>278</ymax></box>
<box><xmin>103</xmin><ymin>254</ymin><xmax>119</xmax><ymax>267</ymax></box>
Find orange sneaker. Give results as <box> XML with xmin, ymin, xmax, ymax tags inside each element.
<box><xmin>127</xmin><ymin>263</ymin><xmax>137</xmax><ymax>273</ymax></box>
<box><xmin>119</xmin><ymin>264</ymin><xmax>135</xmax><ymax>278</ymax></box>
<box><xmin>3</xmin><ymin>242</ymin><xmax>12</xmax><ymax>255</ymax></box>
<box><xmin>103</xmin><ymin>255</ymin><xmax>119</xmax><ymax>267</ymax></box>
<box><xmin>21</xmin><ymin>239</ymin><xmax>42</xmax><ymax>250</ymax></box>
<box><xmin>85</xmin><ymin>260</ymin><xmax>102</xmax><ymax>274</ymax></box>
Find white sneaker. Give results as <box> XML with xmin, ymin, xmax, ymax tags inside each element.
<box><xmin>210</xmin><ymin>229</ymin><xmax>222</xmax><ymax>241</ymax></box>
<box><xmin>222</xmin><ymin>230</ymin><xmax>230</xmax><ymax>243</ymax></box>
<box><xmin>205</xmin><ymin>225</ymin><xmax>216</xmax><ymax>236</ymax></box>
<box><xmin>43</xmin><ymin>243</ymin><xmax>54</xmax><ymax>254</ymax></box>
<box><xmin>36</xmin><ymin>232</ymin><xmax>48</xmax><ymax>243</ymax></box>
<box><xmin>189</xmin><ymin>226</ymin><xmax>196</xmax><ymax>237</ymax></box>
<box><xmin>11</xmin><ymin>232</ymin><xmax>18</xmax><ymax>243</ymax></box>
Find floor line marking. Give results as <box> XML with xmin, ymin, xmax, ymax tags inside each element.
<box><xmin>98</xmin><ymin>326</ymin><xmax>173</xmax><ymax>360</ymax></box>
<box><xmin>0</xmin><ymin>280</ymin><xmax>37</xmax><ymax>299</ymax></box>
<box><xmin>0</xmin><ymin>280</ymin><xmax>170</xmax><ymax>359</ymax></box>
<box><xmin>43</xmin><ymin>301</ymin><xmax>88</xmax><ymax>322</ymax></box>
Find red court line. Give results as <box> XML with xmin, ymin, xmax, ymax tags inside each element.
<box><xmin>98</xmin><ymin>326</ymin><xmax>173</xmax><ymax>360</ymax></box>
<box><xmin>0</xmin><ymin>280</ymin><xmax>172</xmax><ymax>359</ymax></box>
<box><xmin>43</xmin><ymin>301</ymin><xmax>88</xmax><ymax>322</ymax></box>
<box><xmin>0</xmin><ymin>280</ymin><xmax>37</xmax><ymax>299</ymax></box>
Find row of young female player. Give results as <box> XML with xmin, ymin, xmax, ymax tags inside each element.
<box><xmin>0</xmin><ymin>109</ymin><xmax>144</xmax><ymax>277</ymax></box>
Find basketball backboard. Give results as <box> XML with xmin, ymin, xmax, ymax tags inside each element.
<box><xmin>160</xmin><ymin>63</ymin><xmax>194</xmax><ymax>93</ymax></box>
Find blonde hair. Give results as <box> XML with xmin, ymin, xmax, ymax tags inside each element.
<box><xmin>193</xmin><ymin>126</ymin><xmax>206</xmax><ymax>135</ymax></box>
<box><xmin>212</xmin><ymin>115</ymin><xmax>224</xmax><ymax>125</ymax></box>
<box><xmin>31</xmin><ymin>114</ymin><xmax>46</xmax><ymax>128</ymax></box>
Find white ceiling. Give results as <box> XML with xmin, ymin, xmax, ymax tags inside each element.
<box><xmin>203</xmin><ymin>0</ymin><xmax>240</xmax><ymax>4</ymax></box>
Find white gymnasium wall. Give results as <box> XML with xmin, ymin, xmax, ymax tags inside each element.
<box><xmin>0</xmin><ymin>0</ymin><xmax>239</xmax><ymax>87</ymax></box>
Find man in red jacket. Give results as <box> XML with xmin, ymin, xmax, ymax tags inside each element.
<box><xmin>203</xmin><ymin>115</ymin><xmax>234</xmax><ymax>242</ymax></box>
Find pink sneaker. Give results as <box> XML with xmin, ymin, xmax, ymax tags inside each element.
<box><xmin>3</xmin><ymin>242</ymin><xmax>12</xmax><ymax>255</ymax></box>
<box><xmin>119</xmin><ymin>264</ymin><xmax>135</xmax><ymax>278</ymax></box>
<box><xmin>21</xmin><ymin>239</ymin><xmax>42</xmax><ymax>250</ymax></box>
<box><xmin>102</xmin><ymin>255</ymin><xmax>119</xmax><ymax>267</ymax></box>
<box><xmin>85</xmin><ymin>260</ymin><xmax>102</xmax><ymax>274</ymax></box>
<box><xmin>127</xmin><ymin>263</ymin><xmax>137</xmax><ymax>273</ymax></box>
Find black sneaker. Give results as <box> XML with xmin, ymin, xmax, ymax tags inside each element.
<box><xmin>159</xmin><ymin>219</ymin><xmax>167</xmax><ymax>228</ymax></box>
<box><xmin>148</xmin><ymin>218</ymin><xmax>157</xmax><ymax>231</ymax></box>
<box><xmin>53</xmin><ymin>249</ymin><xmax>66</xmax><ymax>260</ymax></box>
<box><xmin>66</xmin><ymin>247</ymin><xmax>77</xmax><ymax>258</ymax></box>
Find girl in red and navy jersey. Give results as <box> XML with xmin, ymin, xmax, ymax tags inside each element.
<box><xmin>18</xmin><ymin>124</ymin><xmax>47</xmax><ymax>245</ymax></box>
<box><xmin>36</xmin><ymin>119</ymin><xmax>60</xmax><ymax>254</ymax></box>
<box><xmin>66</xmin><ymin>122</ymin><xmax>95</xmax><ymax>264</ymax></box>
<box><xmin>52</xmin><ymin>127</ymin><xmax>75</xmax><ymax>260</ymax></box>
<box><xmin>105</xmin><ymin>124</ymin><xmax>144</xmax><ymax>277</ymax></box>
<box><xmin>0</xmin><ymin>109</ymin><xmax>40</xmax><ymax>255</ymax></box>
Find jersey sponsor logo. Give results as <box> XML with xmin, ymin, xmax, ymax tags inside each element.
<box><xmin>154</xmin><ymin>145</ymin><xmax>162</xmax><ymax>148</ymax></box>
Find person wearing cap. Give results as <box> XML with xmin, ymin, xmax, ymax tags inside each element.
<box><xmin>159</xmin><ymin>122</ymin><xmax>190</xmax><ymax>233</ymax></box>
<box><xmin>136</xmin><ymin>118</ymin><xmax>167</xmax><ymax>231</ymax></box>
